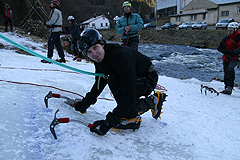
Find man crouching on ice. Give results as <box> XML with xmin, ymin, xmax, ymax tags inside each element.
<box><xmin>75</xmin><ymin>29</ymin><xmax>167</xmax><ymax>136</ymax></box>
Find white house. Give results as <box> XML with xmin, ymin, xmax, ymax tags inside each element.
<box><xmin>80</xmin><ymin>15</ymin><xmax>110</xmax><ymax>30</ymax></box>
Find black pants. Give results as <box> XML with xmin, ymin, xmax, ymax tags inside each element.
<box><xmin>108</xmin><ymin>69</ymin><xmax>158</xmax><ymax>118</ymax></box>
<box><xmin>5</xmin><ymin>18</ymin><xmax>12</xmax><ymax>32</ymax></box>
<box><xmin>122</xmin><ymin>36</ymin><xmax>139</xmax><ymax>51</ymax></box>
<box><xmin>223</xmin><ymin>60</ymin><xmax>238</xmax><ymax>88</ymax></box>
<box><xmin>48</xmin><ymin>32</ymin><xmax>65</xmax><ymax>59</ymax></box>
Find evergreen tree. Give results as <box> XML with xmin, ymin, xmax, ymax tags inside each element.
<box><xmin>12</xmin><ymin>0</ymin><xmax>28</xmax><ymax>25</ymax></box>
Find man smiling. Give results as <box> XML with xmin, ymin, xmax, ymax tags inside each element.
<box><xmin>76</xmin><ymin>29</ymin><xmax>166</xmax><ymax>136</ymax></box>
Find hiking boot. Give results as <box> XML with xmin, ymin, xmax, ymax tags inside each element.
<box><xmin>151</xmin><ymin>91</ymin><xmax>167</xmax><ymax>120</ymax></box>
<box><xmin>115</xmin><ymin>116</ymin><xmax>142</xmax><ymax>130</ymax></box>
<box><xmin>41</xmin><ymin>59</ymin><xmax>52</xmax><ymax>63</ymax></box>
<box><xmin>220</xmin><ymin>86</ymin><xmax>232</xmax><ymax>95</ymax></box>
<box><xmin>56</xmin><ymin>58</ymin><xmax>66</xmax><ymax>63</ymax></box>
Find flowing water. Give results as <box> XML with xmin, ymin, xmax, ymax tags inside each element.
<box><xmin>139</xmin><ymin>43</ymin><xmax>240</xmax><ymax>85</ymax></box>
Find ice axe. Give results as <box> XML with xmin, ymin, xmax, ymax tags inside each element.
<box><xmin>44</xmin><ymin>91</ymin><xmax>77</xmax><ymax>108</ymax></box>
<box><xmin>50</xmin><ymin>109</ymin><xmax>95</xmax><ymax>139</ymax></box>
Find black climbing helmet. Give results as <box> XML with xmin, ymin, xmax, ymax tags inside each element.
<box><xmin>77</xmin><ymin>29</ymin><xmax>104</xmax><ymax>56</ymax></box>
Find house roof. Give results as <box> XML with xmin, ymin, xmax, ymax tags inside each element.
<box><xmin>113</xmin><ymin>16</ymin><xmax>120</xmax><ymax>21</ymax></box>
<box><xmin>209</xmin><ymin>0</ymin><xmax>240</xmax><ymax>4</ymax></box>
<box><xmin>81</xmin><ymin>15</ymin><xmax>108</xmax><ymax>24</ymax></box>
<box><xmin>182</xmin><ymin>0</ymin><xmax>239</xmax><ymax>13</ymax></box>
<box><xmin>170</xmin><ymin>10</ymin><xmax>207</xmax><ymax>17</ymax></box>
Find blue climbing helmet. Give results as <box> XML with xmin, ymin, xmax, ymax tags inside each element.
<box><xmin>77</xmin><ymin>29</ymin><xmax>104</xmax><ymax>56</ymax></box>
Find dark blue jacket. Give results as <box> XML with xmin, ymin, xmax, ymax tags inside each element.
<box><xmin>67</xmin><ymin>19</ymin><xmax>80</xmax><ymax>39</ymax></box>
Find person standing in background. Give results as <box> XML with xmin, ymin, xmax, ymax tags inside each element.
<box><xmin>66</xmin><ymin>15</ymin><xmax>82</xmax><ymax>61</ymax></box>
<box><xmin>116</xmin><ymin>1</ymin><xmax>143</xmax><ymax>51</ymax></box>
<box><xmin>41</xmin><ymin>0</ymin><xmax>65</xmax><ymax>63</ymax></box>
<box><xmin>217</xmin><ymin>22</ymin><xmax>240</xmax><ymax>95</ymax></box>
<box><xmin>4</xmin><ymin>3</ymin><xmax>13</xmax><ymax>32</ymax></box>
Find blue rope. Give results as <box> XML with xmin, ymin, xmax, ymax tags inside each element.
<box><xmin>0</xmin><ymin>33</ymin><xmax>103</xmax><ymax>76</ymax></box>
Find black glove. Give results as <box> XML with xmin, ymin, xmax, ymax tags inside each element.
<box><xmin>90</xmin><ymin>120</ymin><xmax>111</xmax><ymax>135</ymax></box>
<box><xmin>90</xmin><ymin>112</ymin><xmax>120</xmax><ymax>136</ymax></box>
<box><xmin>74</xmin><ymin>98</ymin><xmax>91</xmax><ymax>114</ymax></box>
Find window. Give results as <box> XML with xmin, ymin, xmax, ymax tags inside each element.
<box><xmin>238</xmin><ymin>6</ymin><xmax>240</xmax><ymax>14</ymax></box>
<box><xmin>101</xmin><ymin>23</ymin><xmax>103</xmax><ymax>27</ymax></box>
<box><xmin>106</xmin><ymin>23</ymin><xmax>108</xmax><ymax>26</ymax></box>
<box><xmin>190</xmin><ymin>15</ymin><xmax>197</xmax><ymax>20</ymax></box>
<box><xmin>176</xmin><ymin>16</ymin><xmax>181</xmax><ymax>21</ymax></box>
<box><xmin>221</xmin><ymin>11</ymin><xmax>229</xmax><ymax>17</ymax></box>
<box><xmin>203</xmin><ymin>14</ymin><xmax>206</xmax><ymax>20</ymax></box>
<box><xmin>92</xmin><ymin>23</ymin><xmax>95</xmax><ymax>28</ymax></box>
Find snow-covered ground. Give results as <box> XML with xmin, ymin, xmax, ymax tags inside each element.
<box><xmin>0</xmin><ymin>31</ymin><xmax>240</xmax><ymax>160</ymax></box>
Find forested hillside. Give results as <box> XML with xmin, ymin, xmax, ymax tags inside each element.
<box><xmin>0</xmin><ymin>0</ymin><xmax>155</xmax><ymax>27</ymax></box>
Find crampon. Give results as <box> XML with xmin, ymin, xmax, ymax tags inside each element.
<box><xmin>201</xmin><ymin>85</ymin><xmax>219</xmax><ymax>96</ymax></box>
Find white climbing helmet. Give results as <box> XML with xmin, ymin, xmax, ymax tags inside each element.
<box><xmin>67</xmin><ymin>15</ymin><xmax>74</xmax><ymax>21</ymax></box>
<box><xmin>227</xmin><ymin>22</ymin><xmax>239</xmax><ymax>31</ymax></box>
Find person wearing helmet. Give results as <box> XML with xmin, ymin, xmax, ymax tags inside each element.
<box><xmin>75</xmin><ymin>29</ymin><xmax>166</xmax><ymax>136</ymax></box>
<box><xmin>116</xmin><ymin>1</ymin><xmax>143</xmax><ymax>50</ymax></box>
<box><xmin>65</xmin><ymin>15</ymin><xmax>82</xmax><ymax>61</ymax></box>
<box><xmin>41</xmin><ymin>0</ymin><xmax>65</xmax><ymax>63</ymax></box>
<box><xmin>4</xmin><ymin>3</ymin><xmax>13</xmax><ymax>32</ymax></box>
<box><xmin>217</xmin><ymin>22</ymin><xmax>240</xmax><ymax>95</ymax></box>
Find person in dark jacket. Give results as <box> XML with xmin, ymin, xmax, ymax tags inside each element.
<box><xmin>116</xmin><ymin>1</ymin><xmax>143</xmax><ymax>51</ymax></box>
<box><xmin>75</xmin><ymin>29</ymin><xmax>166</xmax><ymax>136</ymax></box>
<box><xmin>41</xmin><ymin>0</ymin><xmax>65</xmax><ymax>63</ymax></box>
<box><xmin>66</xmin><ymin>15</ymin><xmax>82</xmax><ymax>61</ymax></box>
<box><xmin>217</xmin><ymin>22</ymin><xmax>240</xmax><ymax>95</ymax></box>
<box><xmin>4</xmin><ymin>3</ymin><xmax>13</xmax><ymax>32</ymax></box>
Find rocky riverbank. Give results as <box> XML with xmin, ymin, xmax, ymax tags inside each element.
<box><xmin>1</xmin><ymin>24</ymin><xmax>227</xmax><ymax>49</ymax></box>
<box><xmin>100</xmin><ymin>29</ymin><xmax>227</xmax><ymax>49</ymax></box>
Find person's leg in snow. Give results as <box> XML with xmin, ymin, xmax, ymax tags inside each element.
<box><xmin>136</xmin><ymin>91</ymin><xmax>167</xmax><ymax>119</ymax></box>
<box><xmin>107</xmin><ymin>69</ymin><xmax>166</xmax><ymax>131</ymax></box>
<box><xmin>42</xmin><ymin>32</ymin><xmax>65</xmax><ymax>63</ymax></box>
<box><xmin>54</xmin><ymin>32</ymin><xmax>65</xmax><ymax>62</ymax></box>
<box><xmin>221</xmin><ymin>60</ymin><xmax>238</xmax><ymax>95</ymax></box>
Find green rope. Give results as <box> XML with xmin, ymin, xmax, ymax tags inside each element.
<box><xmin>0</xmin><ymin>33</ymin><xmax>104</xmax><ymax>77</ymax></box>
